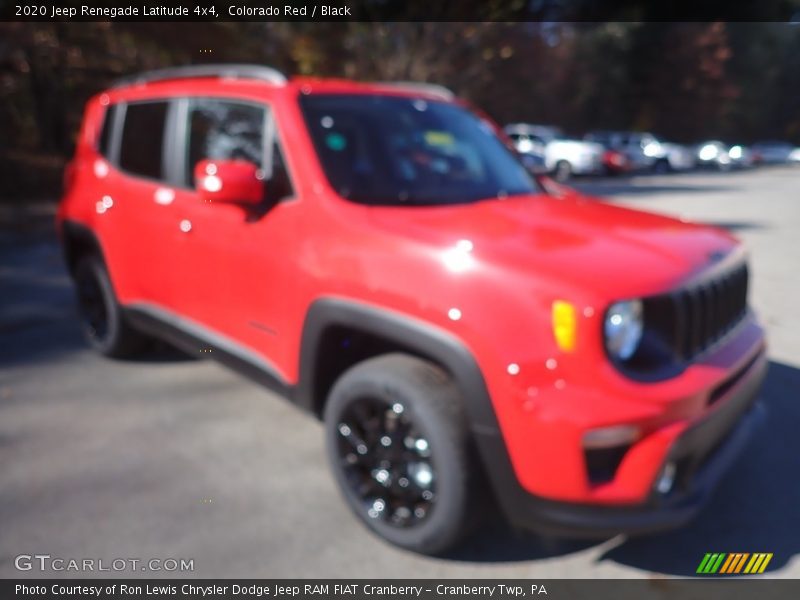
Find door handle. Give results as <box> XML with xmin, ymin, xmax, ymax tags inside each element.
<box><xmin>179</xmin><ymin>219</ymin><xmax>192</xmax><ymax>233</ymax></box>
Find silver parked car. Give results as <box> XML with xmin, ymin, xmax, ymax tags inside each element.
<box><xmin>696</xmin><ymin>141</ymin><xmax>755</xmax><ymax>170</ymax></box>
<box><xmin>505</xmin><ymin>124</ymin><xmax>604</xmax><ymax>181</ymax></box>
<box><xmin>585</xmin><ymin>130</ymin><xmax>695</xmax><ymax>173</ymax></box>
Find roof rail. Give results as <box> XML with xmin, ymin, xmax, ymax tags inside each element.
<box><xmin>112</xmin><ymin>64</ymin><xmax>287</xmax><ymax>89</ymax></box>
<box><xmin>377</xmin><ymin>81</ymin><xmax>455</xmax><ymax>101</ymax></box>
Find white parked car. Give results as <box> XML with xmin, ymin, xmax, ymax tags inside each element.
<box><xmin>505</xmin><ymin>124</ymin><xmax>603</xmax><ymax>181</ymax></box>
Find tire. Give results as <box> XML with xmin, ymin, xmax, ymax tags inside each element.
<box><xmin>323</xmin><ymin>353</ymin><xmax>481</xmax><ymax>555</ymax></box>
<box><xmin>553</xmin><ymin>160</ymin><xmax>572</xmax><ymax>182</ymax></box>
<box><xmin>73</xmin><ymin>256</ymin><xmax>148</xmax><ymax>358</ymax></box>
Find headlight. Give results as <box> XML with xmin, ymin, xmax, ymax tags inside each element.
<box><xmin>604</xmin><ymin>300</ymin><xmax>643</xmax><ymax>361</ymax></box>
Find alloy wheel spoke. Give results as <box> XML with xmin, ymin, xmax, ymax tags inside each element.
<box><xmin>336</xmin><ymin>397</ymin><xmax>436</xmax><ymax>529</ymax></box>
<box><xmin>337</xmin><ymin>422</ymin><xmax>370</xmax><ymax>456</ymax></box>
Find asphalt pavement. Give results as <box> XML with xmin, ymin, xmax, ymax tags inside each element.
<box><xmin>1</xmin><ymin>166</ymin><xmax>799</xmax><ymax>578</ymax></box>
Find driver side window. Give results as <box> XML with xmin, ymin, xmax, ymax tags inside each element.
<box><xmin>185</xmin><ymin>99</ymin><xmax>265</xmax><ymax>185</ymax></box>
<box><xmin>182</xmin><ymin>98</ymin><xmax>294</xmax><ymax>203</ymax></box>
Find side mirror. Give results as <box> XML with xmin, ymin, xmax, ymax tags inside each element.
<box><xmin>194</xmin><ymin>159</ymin><xmax>264</xmax><ymax>206</ymax></box>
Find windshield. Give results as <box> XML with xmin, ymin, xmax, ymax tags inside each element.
<box><xmin>300</xmin><ymin>94</ymin><xmax>538</xmax><ymax>205</ymax></box>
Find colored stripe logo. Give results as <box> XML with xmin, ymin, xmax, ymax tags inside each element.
<box><xmin>697</xmin><ymin>553</ymin><xmax>773</xmax><ymax>574</ymax></box>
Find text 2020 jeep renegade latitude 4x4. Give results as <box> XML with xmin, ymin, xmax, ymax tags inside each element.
<box><xmin>58</xmin><ymin>65</ymin><xmax>767</xmax><ymax>554</ymax></box>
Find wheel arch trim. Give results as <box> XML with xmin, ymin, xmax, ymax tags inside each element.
<box><xmin>296</xmin><ymin>297</ymin><xmax>499</xmax><ymax>434</ymax></box>
<box><xmin>296</xmin><ymin>297</ymin><xmax>536</xmax><ymax>523</ymax></box>
<box><xmin>60</xmin><ymin>219</ymin><xmax>108</xmax><ymax>273</ymax></box>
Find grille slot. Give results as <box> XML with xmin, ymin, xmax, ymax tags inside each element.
<box><xmin>646</xmin><ymin>263</ymin><xmax>749</xmax><ymax>363</ymax></box>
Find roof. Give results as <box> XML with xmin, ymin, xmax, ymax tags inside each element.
<box><xmin>111</xmin><ymin>64</ymin><xmax>288</xmax><ymax>89</ymax></box>
<box><xmin>109</xmin><ymin>64</ymin><xmax>457</xmax><ymax>103</ymax></box>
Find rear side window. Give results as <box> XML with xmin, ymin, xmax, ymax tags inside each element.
<box><xmin>97</xmin><ymin>104</ymin><xmax>117</xmax><ymax>158</ymax></box>
<box><xmin>119</xmin><ymin>102</ymin><xmax>168</xmax><ymax>180</ymax></box>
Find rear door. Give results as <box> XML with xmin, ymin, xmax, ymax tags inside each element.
<box><xmin>94</xmin><ymin>99</ymin><xmax>179</xmax><ymax>306</ymax></box>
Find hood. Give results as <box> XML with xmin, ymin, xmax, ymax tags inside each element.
<box><xmin>366</xmin><ymin>191</ymin><xmax>739</xmax><ymax>299</ymax></box>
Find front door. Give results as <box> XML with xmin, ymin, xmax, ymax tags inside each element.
<box><xmin>166</xmin><ymin>97</ymin><xmax>299</xmax><ymax>376</ymax></box>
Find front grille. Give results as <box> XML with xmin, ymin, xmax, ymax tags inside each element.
<box><xmin>644</xmin><ymin>262</ymin><xmax>749</xmax><ymax>364</ymax></box>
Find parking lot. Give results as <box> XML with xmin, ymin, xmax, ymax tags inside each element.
<box><xmin>1</xmin><ymin>166</ymin><xmax>798</xmax><ymax>578</ymax></box>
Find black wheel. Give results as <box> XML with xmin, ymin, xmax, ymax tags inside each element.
<box><xmin>324</xmin><ymin>354</ymin><xmax>481</xmax><ymax>555</ymax></box>
<box><xmin>553</xmin><ymin>160</ymin><xmax>572</xmax><ymax>182</ymax></box>
<box><xmin>74</xmin><ymin>256</ymin><xmax>148</xmax><ymax>358</ymax></box>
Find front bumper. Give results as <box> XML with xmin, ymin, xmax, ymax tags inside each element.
<box><xmin>483</xmin><ymin>346</ymin><xmax>767</xmax><ymax>537</ymax></box>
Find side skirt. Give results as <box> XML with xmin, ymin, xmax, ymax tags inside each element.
<box><xmin>124</xmin><ymin>303</ymin><xmax>295</xmax><ymax>402</ymax></box>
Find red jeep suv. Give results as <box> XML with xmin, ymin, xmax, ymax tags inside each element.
<box><xmin>58</xmin><ymin>64</ymin><xmax>767</xmax><ymax>554</ymax></box>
